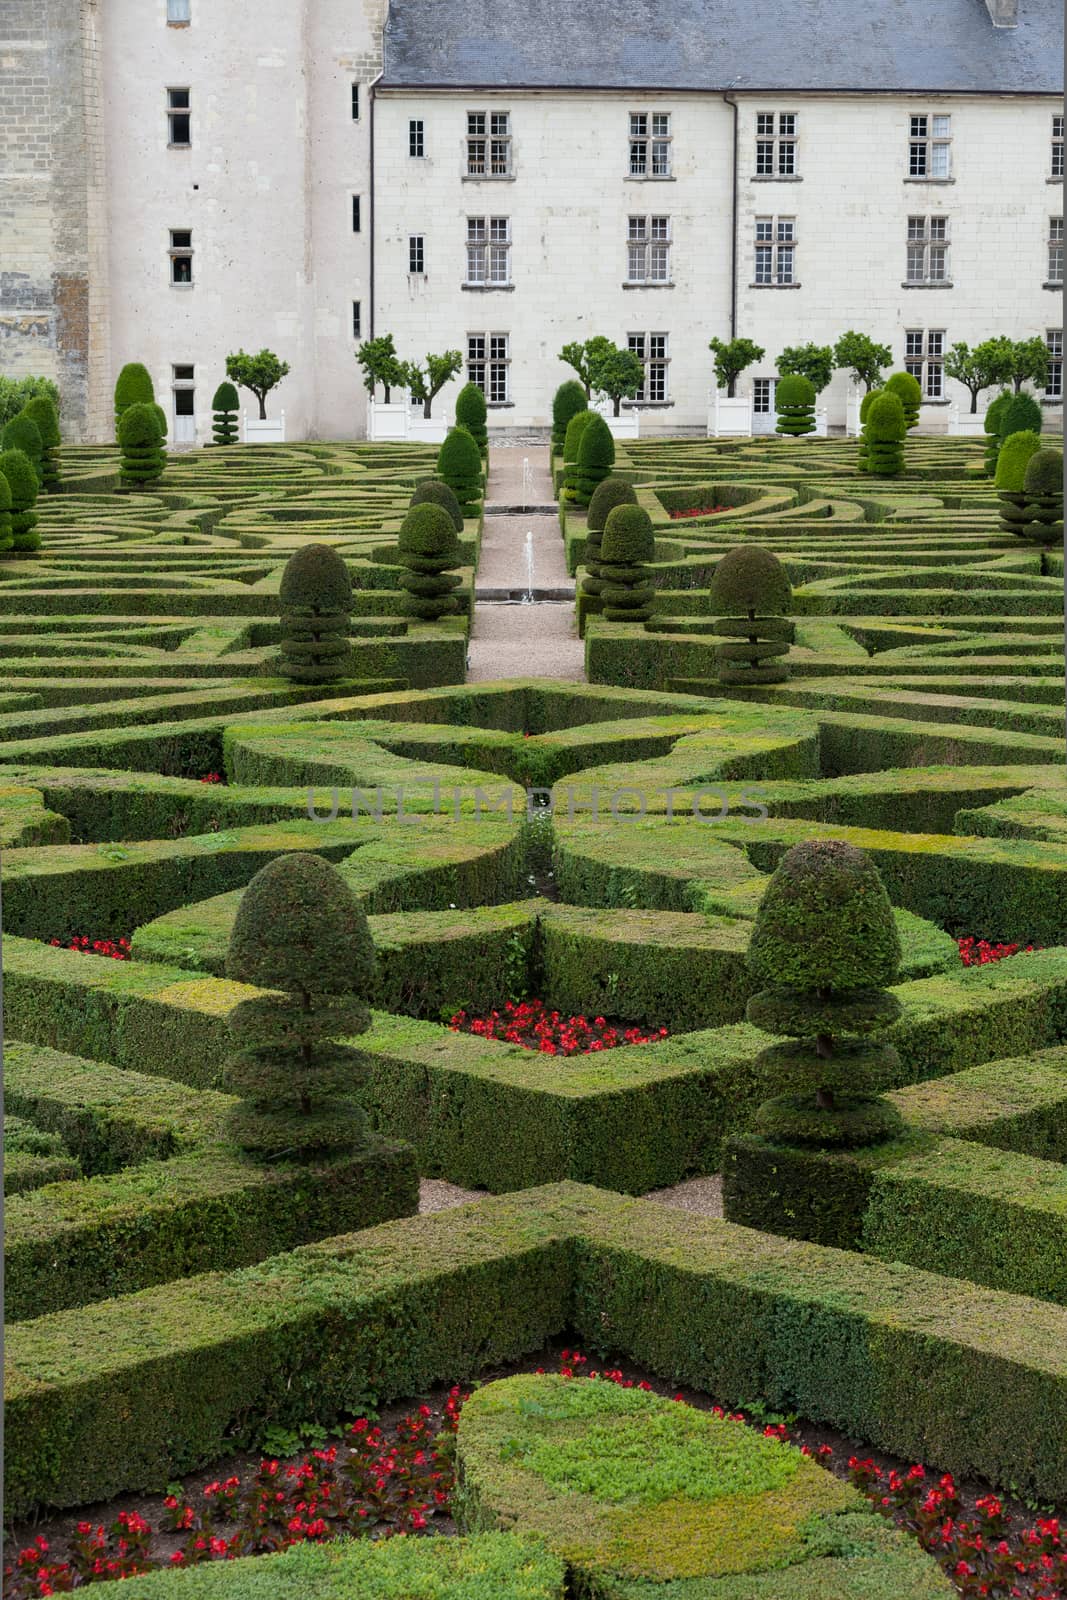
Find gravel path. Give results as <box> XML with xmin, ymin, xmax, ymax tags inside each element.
<box><xmin>418</xmin><ymin>1173</ymin><xmax>724</xmax><ymax>1218</ymax></box>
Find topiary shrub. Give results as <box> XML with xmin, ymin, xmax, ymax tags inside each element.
<box><xmin>0</xmin><ymin>466</ymin><xmax>13</xmax><ymax>554</ymax></box>
<box><xmin>998</xmin><ymin>391</ymin><xmax>1043</xmax><ymax>443</ymax></box>
<box><xmin>211</xmin><ymin>381</ymin><xmax>240</xmax><ymax>445</ymax></box>
<box><xmin>884</xmin><ymin>370</ymin><xmax>922</xmax><ymax>429</ymax></box>
<box><xmin>277</xmin><ymin>542</ymin><xmax>353</xmax><ymax>683</ymax></box>
<box><xmin>0</xmin><ymin>448</ymin><xmax>41</xmax><ymax>554</ymax></box>
<box><xmin>397</xmin><ymin>501</ymin><xmax>463</xmax><ymax>620</ymax></box>
<box><xmin>20</xmin><ymin>395</ymin><xmax>61</xmax><ymax>490</ymax></box>
<box><xmin>117</xmin><ymin>402</ymin><xmax>165</xmax><ymax>487</ymax></box>
<box><xmin>572</xmin><ymin>413</ymin><xmax>615</xmax><ymax>506</ymax></box>
<box><xmin>582</xmin><ymin>476</ymin><xmax>638</xmax><ymax>597</ymax></box>
<box><xmin>1013</xmin><ymin>446</ymin><xmax>1064</xmax><ymax>545</ymax></box>
<box><xmin>551</xmin><ymin>379</ymin><xmax>588</xmax><ymax>454</ymax></box>
<box><xmin>855</xmin><ymin>387</ymin><xmax>882</xmax><ymax>471</ymax></box>
<box><xmin>995</xmin><ymin>429</ymin><xmax>1044</xmax><ymax>536</ymax></box>
<box><xmin>1</xmin><ymin>413</ymin><xmax>43</xmax><ymax>487</ymax></box>
<box><xmin>561</xmin><ymin>409</ymin><xmax>594</xmax><ymax>499</ymax></box>
<box><xmin>861</xmin><ymin>391</ymin><xmax>906</xmax><ymax>477</ymax></box>
<box><xmin>153</xmin><ymin>403</ymin><xmax>169</xmax><ymax>443</ymax></box>
<box><xmin>709</xmin><ymin>545</ymin><xmax>794</xmax><ymax>686</ymax></box>
<box><xmin>983</xmin><ymin>389</ymin><xmax>1013</xmax><ymax>476</ymax></box>
<box><xmin>455</xmin><ymin>382</ymin><xmax>488</xmax><ymax>458</ymax></box>
<box><xmin>223</xmin><ymin>853</ymin><xmax>377</xmax><ymax>1158</ymax></box>
<box><xmin>410</xmin><ymin>477</ymin><xmax>464</xmax><ymax>532</ymax></box>
<box><xmin>598</xmin><ymin>503</ymin><xmax>655</xmax><ymax>621</ymax></box>
<box><xmin>774</xmin><ymin>373</ymin><xmax>816</xmax><ymax>436</ymax></box>
<box><xmin>437</xmin><ymin>425</ymin><xmax>484</xmax><ymax>515</ymax></box>
<box><xmin>745</xmin><ymin>838</ymin><xmax>907</xmax><ymax>1148</ymax></box>
<box><xmin>113</xmin><ymin>362</ymin><xmax>155</xmax><ymax>433</ymax></box>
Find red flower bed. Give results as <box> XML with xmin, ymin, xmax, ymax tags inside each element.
<box><xmin>449</xmin><ymin>999</ymin><xmax>668</xmax><ymax>1055</ymax></box>
<box><xmin>667</xmin><ymin>505</ymin><xmax>731</xmax><ymax>519</ymax></box>
<box><xmin>958</xmin><ymin>937</ymin><xmax>1040</xmax><ymax>967</ymax></box>
<box><xmin>47</xmin><ymin>937</ymin><xmax>130</xmax><ymax>961</ymax></box>
<box><xmin>198</xmin><ymin>773</ymin><xmax>224</xmax><ymax>784</ymax></box>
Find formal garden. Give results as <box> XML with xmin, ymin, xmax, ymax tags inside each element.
<box><xmin>0</xmin><ymin>360</ymin><xmax>1065</xmax><ymax>1599</ymax></box>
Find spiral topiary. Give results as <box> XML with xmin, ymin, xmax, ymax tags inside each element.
<box><xmin>561</xmin><ymin>409</ymin><xmax>594</xmax><ymax>500</ymax></box>
<box><xmin>745</xmin><ymin>838</ymin><xmax>906</xmax><ymax>1148</ymax></box>
<box><xmin>211</xmin><ymin>381</ymin><xmax>240</xmax><ymax>445</ymax></box>
<box><xmin>573</xmin><ymin>413</ymin><xmax>615</xmax><ymax>506</ymax></box>
<box><xmin>436</xmin><ymin>425</ymin><xmax>483</xmax><ymax>515</ymax></box>
<box><xmin>223</xmin><ymin>852</ymin><xmax>377</xmax><ymax>1158</ymax></box>
<box><xmin>582</xmin><ymin>476</ymin><xmax>638</xmax><ymax>597</ymax></box>
<box><xmin>598</xmin><ymin>503</ymin><xmax>655</xmax><ymax>621</ymax></box>
<box><xmin>397</xmin><ymin>501</ymin><xmax>463</xmax><ymax>619</ymax></box>
<box><xmin>1012</xmin><ymin>446</ymin><xmax>1064</xmax><ymax>545</ymax></box>
<box><xmin>995</xmin><ymin>429</ymin><xmax>1044</xmax><ymax>536</ymax></box>
<box><xmin>855</xmin><ymin>387</ymin><xmax>882</xmax><ymax>472</ymax></box>
<box><xmin>983</xmin><ymin>390</ymin><xmax>1013</xmax><ymax>476</ymax></box>
<box><xmin>774</xmin><ymin>374</ymin><xmax>816</xmax><ymax>436</ymax></box>
<box><xmin>0</xmin><ymin>466</ymin><xmax>14</xmax><ymax>553</ymax></box>
<box><xmin>455</xmin><ymin>382</ymin><xmax>488</xmax><ymax>458</ymax></box>
<box><xmin>113</xmin><ymin>362</ymin><xmax>155</xmax><ymax>433</ymax></box>
<box><xmin>410</xmin><ymin>477</ymin><xmax>464</xmax><ymax>532</ymax></box>
<box><xmin>21</xmin><ymin>395</ymin><xmax>61</xmax><ymax>490</ymax></box>
<box><xmin>709</xmin><ymin>545</ymin><xmax>794</xmax><ymax>686</ymax></box>
<box><xmin>860</xmin><ymin>391</ymin><xmax>906</xmax><ymax>477</ymax></box>
<box><xmin>884</xmin><ymin>371</ymin><xmax>922</xmax><ymax>430</ymax></box>
<box><xmin>0</xmin><ymin>448</ymin><xmax>41</xmax><ymax>553</ymax></box>
<box><xmin>277</xmin><ymin>542</ymin><xmax>353</xmax><ymax>683</ymax></box>
<box><xmin>1</xmin><ymin>413</ymin><xmax>44</xmax><ymax>487</ymax></box>
<box><xmin>117</xmin><ymin>402</ymin><xmax>165</xmax><ymax>487</ymax></box>
<box><xmin>551</xmin><ymin>380</ymin><xmax>588</xmax><ymax>454</ymax></box>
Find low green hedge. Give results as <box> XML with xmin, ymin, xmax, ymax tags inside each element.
<box><xmin>889</xmin><ymin>1043</ymin><xmax>1067</xmax><ymax>1161</ymax></box>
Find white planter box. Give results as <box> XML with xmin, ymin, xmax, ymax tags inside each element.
<box><xmin>407</xmin><ymin>416</ymin><xmax>449</xmax><ymax>444</ymax></box>
<box><xmin>707</xmin><ymin>392</ymin><xmax>753</xmax><ymax>438</ymax></box>
<box><xmin>243</xmin><ymin>412</ymin><xmax>286</xmax><ymax>444</ymax></box>
<box><xmin>947</xmin><ymin>404</ymin><xmax>988</xmax><ymax>437</ymax></box>
<box><xmin>592</xmin><ymin>400</ymin><xmax>641</xmax><ymax>439</ymax></box>
<box><xmin>845</xmin><ymin>390</ymin><xmax>862</xmax><ymax>438</ymax></box>
<box><xmin>367</xmin><ymin>401</ymin><xmax>411</xmax><ymax>442</ymax></box>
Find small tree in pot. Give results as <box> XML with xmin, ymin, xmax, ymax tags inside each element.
<box><xmin>225</xmin><ymin>348</ymin><xmax>291</xmax><ymax>421</ymax></box>
<box><xmin>356</xmin><ymin>333</ymin><xmax>405</xmax><ymax>403</ymax></box>
<box><xmin>708</xmin><ymin>336</ymin><xmax>765</xmax><ymax>397</ymax></box>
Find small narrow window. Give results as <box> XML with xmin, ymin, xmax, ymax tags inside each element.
<box><xmin>629</xmin><ymin>110</ymin><xmax>671</xmax><ymax>177</ymax></box>
<box><xmin>1045</xmin><ymin>329</ymin><xmax>1063</xmax><ymax>398</ymax></box>
<box><xmin>754</xmin><ymin>216</ymin><xmax>795</xmax><ymax>284</ymax></box>
<box><xmin>909</xmin><ymin>112</ymin><xmax>951</xmax><ymax>178</ymax></box>
<box><xmin>352</xmin><ymin>195</ymin><xmax>361</xmax><ymax>233</ymax></box>
<box><xmin>351</xmin><ymin>83</ymin><xmax>360</xmax><ymax>121</ymax></box>
<box><xmin>1052</xmin><ymin>115</ymin><xmax>1064</xmax><ymax>178</ymax></box>
<box><xmin>352</xmin><ymin>301</ymin><xmax>362</xmax><ymax>340</ymax></box>
<box><xmin>409</xmin><ymin>234</ymin><xmax>425</xmax><ymax>274</ymax></box>
<box><xmin>753</xmin><ymin>377</ymin><xmax>774</xmax><ymax>414</ymax></box>
<box><xmin>167</xmin><ymin>88</ymin><xmax>190</xmax><ymax>146</ymax></box>
<box><xmin>627</xmin><ymin>332</ymin><xmax>669</xmax><ymax>401</ymax></box>
<box><xmin>409</xmin><ymin>119</ymin><xmax>424</xmax><ymax>158</ymax></box>
<box><xmin>169</xmin><ymin>229</ymin><xmax>193</xmax><ymax>285</ymax></box>
<box><xmin>1048</xmin><ymin>216</ymin><xmax>1063</xmax><ymax>283</ymax></box>
<box><xmin>166</xmin><ymin>0</ymin><xmax>191</xmax><ymax>22</ymax></box>
<box><xmin>904</xmin><ymin>329</ymin><xmax>944</xmax><ymax>397</ymax></box>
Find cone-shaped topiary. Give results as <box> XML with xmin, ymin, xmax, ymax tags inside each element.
<box><xmin>598</xmin><ymin>503</ymin><xmax>655</xmax><ymax>621</ymax></box>
<box><xmin>582</xmin><ymin>476</ymin><xmax>638</xmax><ymax>597</ymax></box>
<box><xmin>437</xmin><ymin>425</ymin><xmax>483</xmax><ymax>515</ymax></box>
<box><xmin>884</xmin><ymin>371</ymin><xmax>922</xmax><ymax>430</ymax></box>
<box><xmin>21</xmin><ymin>395</ymin><xmax>61</xmax><ymax>490</ymax></box>
<box><xmin>277</xmin><ymin>542</ymin><xmax>353</xmax><ymax>683</ymax></box>
<box><xmin>995</xmin><ymin>429</ymin><xmax>1044</xmax><ymax>536</ymax></box>
<box><xmin>117</xmin><ymin>402</ymin><xmax>165</xmax><ymax>487</ymax></box>
<box><xmin>855</xmin><ymin>387</ymin><xmax>882</xmax><ymax>471</ymax></box>
<box><xmin>224</xmin><ymin>852</ymin><xmax>377</xmax><ymax>1158</ymax></box>
<box><xmin>153</xmin><ymin>403</ymin><xmax>169</xmax><ymax>442</ymax></box>
<box><xmin>551</xmin><ymin>379</ymin><xmax>588</xmax><ymax>453</ymax></box>
<box><xmin>1</xmin><ymin>413</ymin><xmax>43</xmax><ymax>487</ymax></box>
<box><xmin>573</xmin><ymin>412</ymin><xmax>615</xmax><ymax>506</ymax></box>
<box><xmin>1009</xmin><ymin>446</ymin><xmax>1064</xmax><ymax>545</ymax></box>
<box><xmin>709</xmin><ymin>545</ymin><xmax>794</xmax><ymax>686</ymax></box>
<box><xmin>0</xmin><ymin>448</ymin><xmax>41</xmax><ymax>553</ymax></box>
<box><xmin>397</xmin><ymin>501</ymin><xmax>463</xmax><ymax>620</ymax></box>
<box><xmin>561</xmin><ymin>409</ymin><xmax>594</xmax><ymax>499</ymax></box>
<box><xmin>455</xmin><ymin>382</ymin><xmax>488</xmax><ymax>457</ymax></box>
<box><xmin>0</xmin><ymin>466</ymin><xmax>14</xmax><ymax>553</ymax></box>
<box><xmin>113</xmin><ymin>363</ymin><xmax>155</xmax><ymax>433</ymax></box>
<box><xmin>983</xmin><ymin>390</ymin><xmax>1013</xmax><ymax>476</ymax></box>
<box><xmin>410</xmin><ymin>477</ymin><xmax>464</xmax><ymax>531</ymax></box>
<box><xmin>774</xmin><ymin>373</ymin><xmax>816</xmax><ymax>436</ymax></box>
<box><xmin>860</xmin><ymin>391</ymin><xmax>906</xmax><ymax>477</ymax></box>
<box><xmin>745</xmin><ymin>838</ymin><xmax>906</xmax><ymax>1148</ymax></box>
<box><xmin>211</xmin><ymin>381</ymin><xmax>240</xmax><ymax>445</ymax></box>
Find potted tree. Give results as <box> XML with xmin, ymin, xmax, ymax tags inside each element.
<box><xmin>832</xmin><ymin>331</ymin><xmax>892</xmax><ymax>435</ymax></box>
<box><xmin>225</xmin><ymin>348</ymin><xmax>291</xmax><ymax>442</ymax></box>
<box><xmin>400</xmin><ymin>350</ymin><xmax>464</xmax><ymax>441</ymax></box>
<box><xmin>777</xmin><ymin>343</ymin><xmax>833</xmax><ymax>436</ymax></box>
<box><xmin>357</xmin><ymin>334</ymin><xmax>409</xmax><ymax>440</ymax></box>
<box><xmin>707</xmin><ymin>337</ymin><xmax>764</xmax><ymax>436</ymax></box>
<box><xmin>586</xmin><ymin>341</ymin><xmax>646</xmax><ymax>439</ymax></box>
<box><xmin>944</xmin><ymin>339</ymin><xmax>1013</xmax><ymax>431</ymax></box>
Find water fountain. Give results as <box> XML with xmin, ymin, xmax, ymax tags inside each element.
<box><xmin>521</xmin><ymin>529</ymin><xmax>535</xmax><ymax>604</ymax></box>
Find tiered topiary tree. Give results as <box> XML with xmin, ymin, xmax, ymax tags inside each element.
<box><xmin>211</xmin><ymin>381</ymin><xmax>240</xmax><ymax>445</ymax></box>
<box><xmin>774</xmin><ymin>374</ymin><xmax>816</xmax><ymax>436</ymax></box>
<box><xmin>551</xmin><ymin>380</ymin><xmax>589</xmax><ymax>454</ymax></box>
<box><xmin>598</xmin><ymin>503</ymin><xmax>655</xmax><ymax>622</ymax></box>
<box><xmin>1013</xmin><ymin>447</ymin><xmax>1064</xmax><ymax>545</ymax></box>
<box><xmin>223</xmin><ymin>852</ymin><xmax>377</xmax><ymax>1158</ymax></box>
<box><xmin>982</xmin><ymin>390</ymin><xmax>1013</xmax><ymax>476</ymax></box>
<box><xmin>582</xmin><ymin>476</ymin><xmax>638</xmax><ymax>597</ymax></box>
<box><xmin>1</xmin><ymin>413</ymin><xmax>43</xmax><ymax>487</ymax></box>
<box><xmin>745</xmin><ymin>838</ymin><xmax>906</xmax><ymax>1148</ymax></box>
<box><xmin>561</xmin><ymin>409</ymin><xmax>594</xmax><ymax>499</ymax></box>
<box><xmin>21</xmin><ymin>395</ymin><xmax>61</xmax><ymax>490</ymax></box>
<box><xmin>397</xmin><ymin>501</ymin><xmax>463</xmax><ymax>620</ymax></box>
<box><xmin>117</xmin><ymin>402</ymin><xmax>166</xmax><ymax>487</ymax></box>
<box><xmin>436</xmin><ymin>425</ymin><xmax>483</xmax><ymax>516</ymax></box>
<box><xmin>883</xmin><ymin>371</ymin><xmax>922</xmax><ymax>430</ymax></box>
<box><xmin>277</xmin><ymin>543</ymin><xmax>353</xmax><ymax>683</ymax></box>
<box><xmin>455</xmin><ymin>382</ymin><xmax>488</xmax><ymax>458</ymax></box>
<box><xmin>0</xmin><ymin>449</ymin><xmax>41</xmax><ymax>553</ymax></box>
<box><xmin>0</xmin><ymin>466</ymin><xmax>14</xmax><ymax>554</ymax></box>
<box><xmin>995</xmin><ymin>429</ymin><xmax>1043</xmax><ymax>535</ymax></box>
<box><xmin>709</xmin><ymin>545</ymin><xmax>794</xmax><ymax>686</ymax></box>
<box><xmin>573</xmin><ymin>412</ymin><xmax>615</xmax><ymax>506</ymax></box>
<box><xmin>854</xmin><ymin>388</ymin><xmax>882</xmax><ymax>471</ymax></box>
<box><xmin>859</xmin><ymin>391</ymin><xmax>906</xmax><ymax>477</ymax></box>
<box><xmin>113</xmin><ymin>363</ymin><xmax>155</xmax><ymax>433</ymax></box>
<box><xmin>410</xmin><ymin>477</ymin><xmax>464</xmax><ymax>531</ymax></box>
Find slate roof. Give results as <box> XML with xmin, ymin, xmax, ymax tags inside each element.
<box><xmin>381</xmin><ymin>0</ymin><xmax>1063</xmax><ymax>93</ymax></box>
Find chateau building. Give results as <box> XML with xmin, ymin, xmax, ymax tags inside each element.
<box><xmin>1</xmin><ymin>0</ymin><xmax>1062</xmax><ymax>440</ymax></box>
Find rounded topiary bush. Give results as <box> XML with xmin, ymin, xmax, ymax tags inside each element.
<box><xmin>855</xmin><ymin>387</ymin><xmax>882</xmax><ymax>471</ymax></box>
<box><xmin>561</xmin><ymin>408</ymin><xmax>594</xmax><ymax>499</ymax></box>
<box><xmin>113</xmin><ymin>362</ymin><xmax>155</xmax><ymax>432</ymax></box>
<box><xmin>455</xmin><ymin>382</ymin><xmax>488</xmax><ymax>457</ymax></box>
<box><xmin>211</xmin><ymin>381</ymin><xmax>240</xmax><ymax>446</ymax></box>
<box><xmin>998</xmin><ymin>391</ymin><xmax>1043</xmax><ymax>442</ymax></box>
<box><xmin>861</xmin><ymin>391</ymin><xmax>906</xmax><ymax>477</ymax></box>
<box><xmin>410</xmin><ymin>476</ymin><xmax>464</xmax><ymax>532</ymax></box>
<box><xmin>224</xmin><ymin>852</ymin><xmax>377</xmax><ymax>1158</ymax></box>
<box><xmin>551</xmin><ymin>379</ymin><xmax>588</xmax><ymax>453</ymax></box>
<box><xmin>277</xmin><ymin>542</ymin><xmax>353</xmax><ymax>682</ymax></box>
<box><xmin>884</xmin><ymin>370</ymin><xmax>922</xmax><ymax>429</ymax></box>
<box><xmin>745</xmin><ymin>838</ymin><xmax>906</xmax><ymax>1148</ymax></box>
<box><xmin>995</xmin><ymin>430</ymin><xmax>1050</xmax><ymax>538</ymax></box>
<box><xmin>153</xmin><ymin>403</ymin><xmax>169</xmax><ymax>441</ymax></box>
<box><xmin>437</xmin><ymin>425</ymin><xmax>484</xmax><ymax>515</ymax></box>
<box><xmin>709</xmin><ymin>545</ymin><xmax>794</xmax><ymax>686</ymax></box>
<box><xmin>598</xmin><ymin>503</ymin><xmax>655</xmax><ymax>622</ymax></box>
<box><xmin>1</xmin><ymin>413</ymin><xmax>43</xmax><ymax>487</ymax></box>
<box><xmin>397</xmin><ymin>501</ymin><xmax>463</xmax><ymax>619</ymax></box>
<box><xmin>774</xmin><ymin>373</ymin><xmax>816</xmax><ymax>436</ymax></box>
<box><xmin>572</xmin><ymin>412</ymin><xmax>615</xmax><ymax>506</ymax></box>
<box><xmin>117</xmin><ymin>402</ymin><xmax>165</xmax><ymax>487</ymax></box>
<box><xmin>1015</xmin><ymin>446</ymin><xmax>1064</xmax><ymax>545</ymax></box>
<box><xmin>0</xmin><ymin>467</ymin><xmax>13</xmax><ymax>553</ymax></box>
<box><xmin>0</xmin><ymin>447</ymin><xmax>41</xmax><ymax>553</ymax></box>
<box><xmin>982</xmin><ymin>389</ymin><xmax>1013</xmax><ymax>475</ymax></box>
<box><xmin>20</xmin><ymin>395</ymin><xmax>61</xmax><ymax>490</ymax></box>
<box><xmin>582</xmin><ymin>475</ymin><xmax>638</xmax><ymax>597</ymax></box>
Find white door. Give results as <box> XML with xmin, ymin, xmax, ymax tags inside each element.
<box><xmin>752</xmin><ymin>377</ymin><xmax>777</xmax><ymax>435</ymax></box>
<box><xmin>173</xmin><ymin>412</ymin><xmax>196</xmax><ymax>443</ymax></box>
